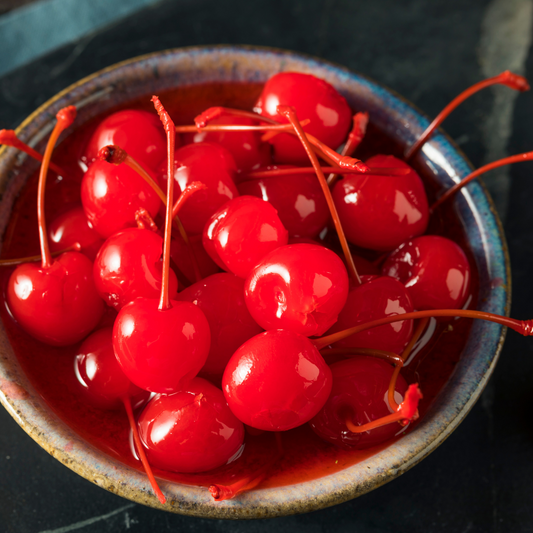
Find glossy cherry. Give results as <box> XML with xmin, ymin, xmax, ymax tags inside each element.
<box><xmin>381</xmin><ymin>235</ymin><xmax>471</xmax><ymax>310</ymax></box>
<box><xmin>222</xmin><ymin>329</ymin><xmax>332</xmax><ymax>431</ymax></box>
<box><xmin>254</xmin><ymin>72</ymin><xmax>352</xmax><ymax>165</ymax></box>
<box><xmin>237</xmin><ymin>165</ymin><xmax>330</xmax><ymax>238</ymax></box>
<box><xmin>138</xmin><ymin>377</ymin><xmax>245</xmax><ymax>473</ymax></box>
<box><xmin>332</xmin><ymin>154</ymin><xmax>429</xmax><ymax>251</ymax></box>
<box><xmin>309</xmin><ymin>356</ymin><xmax>409</xmax><ymax>449</ymax></box>
<box><xmin>176</xmin><ymin>273</ymin><xmax>263</xmax><ymax>377</ymax></box>
<box><xmin>203</xmin><ymin>195</ymin><xmax>288</xmax><ymax>279</ymax></box>
<box><xmin>244</xmin><ymin>243</ymin><xmax>349</xmax><ymax>337</ymax></box>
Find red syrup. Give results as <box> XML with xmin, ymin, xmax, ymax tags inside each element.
<box><xmin>0</xmin><ymin>82</ymin><xmax>478</xmax><ymax>490</ymax></box>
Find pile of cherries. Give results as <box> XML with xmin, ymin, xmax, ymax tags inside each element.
<box><xmin>2</xmin><ymin>69</ymin><xmax>532</xmax><ymax>505</ymax></box>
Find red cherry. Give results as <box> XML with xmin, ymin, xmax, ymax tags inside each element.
<box><xmin>161</xmin><ymin>142</ymin><xmax>239</xmax><ymax>235</ymax></box>
<box><xmin>381</xmin><ymin>235</ymin><xmax>471</xmax><ymax>310</ymax></box>
<box><xmin>325</xmin><ymin>275</ymin><xmax>414</xmax><ymax>354</ymax></box>
<box><xmin>254</xmin><ymin>72</ymin><xmax>352</xmax><ymax>165</ymax></box>
<box><xmin>84</xmin><ymin>110</ymin><xmax>168</xmax><ymax>170</ymax></box>
<box><xmin>94</xmin><ymin>228</ymin><xmax>178</xmax><ymax>311</ymax></box>
<box><xmin>49</xmin><ymin>205</ymin><xmax>104</xmax><ymax>261</ymax></box>
<box><xmin>203</xmin><ymin>195</ymin><xmax>288</xmax><ymax>279</ymax></box>
<box><xmin>176</xmin><ymin>273</ymin><xmax>263</xmax><ymax>377</ymax></box>
<box><xmin>222</xmin><ymin>329</ymin><xmax>332</xmax><ymax>431</ymax></box>
<box><xmin>332</xmin><ymin>155</ymin><xmax>429</xmax><ymax>251</ymax></box>
<box><xmin>244</xmin><ymin>243</ymin><xmax>349</xmax><ymax>337</ymax></box>
<box><xmin>74</xmin><ymin>327</ymin><xmax>149</xmax><ymax>410</ymax></box>
<box><xmin>113</xmin><ymin>298</ymin><xmax>211</xmax><ymax>393</ymax></box>
<box><xmin>309</xmin><ymin>356</ymin><xmax>409</xmax><ymax>449</ymax></box>
<box><xmin>81</xmin><ymin>160</ymin><xmax>161</xmax><ymax>238</ymax></box>
<box><xmin>7</xmin><ymin>251</ymin><xmax>104</xmax><ymax>346</ymax></box>
<box><xmin>138</xmin><ymin>377</ymin><xmax>245</xmax><ymax>473</ymax></box>
<box><xmin>183</xmin><ymin>115</ymin><xmax>271</xmax><ymax>173</ymax></box>
<box><xmin>237</xmin><ymin>165</ymin><xmax>330</xmax><ymax>238</ymax></box>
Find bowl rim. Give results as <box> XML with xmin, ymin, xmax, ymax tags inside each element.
<box><xmin>0</xmin><ymin>45</ymin><xmax>511</xmax><ymax>519</ymax></box>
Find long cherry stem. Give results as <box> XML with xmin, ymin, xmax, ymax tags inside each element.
<box><xmin>314</xmin><ymin>309</ymin><xmax>533</xmax><ymax>350</ymax></box>
<box><xmin>175</xmin><ymin>121</ymin><xmax>310</xmax><ymax>134</ymax></box>
<box><xmin>0</xmin><ymin>129</ymin><xmax>66</xmax><ymax>176</ymax></box>
<box><xmin>243</xmin><ymin>165</ymin><xmax>408</xmax><ymax>180</ymax></box>
<box><xmin>0</xmin><ymin>243</ymin><xmax>81</xmax><ymax>267</ymax></box>
<box><xmin>38</xmin><ymin>106</ymin><xmax>77</xmax><ymax>269</ymax></box>
<box><xmin>431</xmin><ymin>151</ymin><xmax>533</xmax><ymax>211</ymax></box>
<box><xmin>400</xmin><ymin>317</ymin><xmax>430</xmax><ymax>361</ymax></box>
<box><xmin>122</xmin><ymin>397</ymin><xmax>166</xmax><ymax>505</ymax></box>
<box><xmin>152</xmin><ymin>96</ymin><xmax>175</xmax><ymax>311</ymax></box>
<box><xmin>405</xmin><ymin>71</ymin><xmax>530</xmax><ymax>161</ymax></box>
<box><xmin>277</xmin><ymin>105</ymin><xmax>362</xmax><ymax>286</ymax></box>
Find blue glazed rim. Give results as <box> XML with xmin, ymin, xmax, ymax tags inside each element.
<box><xmin>0</xmin><ymin>46</ymin><xmax>510</xmax><ymax>519</ymax></box>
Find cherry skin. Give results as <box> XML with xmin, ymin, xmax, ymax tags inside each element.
<box><xmin>183</xmin><ymin>115</ymin><xmax>271</xmax><ymax>173</ymax></box>
<box><xmin>138</xmin><ymin>377</ymin><xmax>245</xmax><ymax>473</ymax></box>
<box><xmin>325</xmin><ymin>275</ymin><xmax>414</xmax><ymax>354</ymax></box>
<box><xmin>222</xmin><ymin>329</ymin><xmax>332</xmax><ymax>431</ymax></box>
<box><xmin>84</xmin><ymin>110</ymin><xmax>168</xmax><ymax>170</ymax></box>
<box><xmin>81</xmin><ymin>160</ymin><xmax>161</xmax><ymax>239</ymax></box>
<box><xmin>237</xmin><ymin>165</ymin><xmax>330</xmax><ymax>238</ymax></box>
<box><xmin>160</xmin><ymin>142</ymin><xmax>239</xmax><ymax>235</ymax></box>
<box><xmin>48</xmin><ymin>205</ymin><xmax>104</xmax><ymax>261</ymax></box>
<box><xmin>6</xmin><ymin>251</ymin><xmax>104</xmax><ymax>346</ymax></box>
<box><xmin>381</xmin><ymin>235</ymin><xmax>471</xmax><ymax>310</ymax></box>
<box><xmin>254</xmin><ymin>72</ymin><xmax>352</xmax><ymax>165</ymax></box>
<box><xmin>73</xmin><ymin>327</ymin><xmax>150</xmax><ymax>410</ymax></box>
<box><xmin>176</xmin><ymin>273</ymin><xmax>264</xmax><ymax>377</ymax></box>
<box><xmin>332</xmin><ymin>154</ymin><xmax>429</xmax><ymax>251</ymax></box>
<box><xmin>113</xmin><ymin>297</ymin><xmax>211</xmax><ymax>393</ymax></box>
<box><xmin>245</xmin><ymin>243</ymin><xmax>349</xmax><ymax>337</ymax></box>
<box><xmin>309</xmin><ymin>356</ymin><xmax>409</xmax><ymax>449</ymax></box>
<box><xmin>203</xmin><ymin>195</ymin><xmax>289</xmax><ymax>279</ymax></box>
<box><xmin>94</xmin><ymin>228</ymin><xmax>178</xmax><ymax>311</ymax></box>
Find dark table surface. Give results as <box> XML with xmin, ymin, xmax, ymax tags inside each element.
<box><xmin>1</xmin><ymin>0</ymin><xmax>533</xmax><ymax>531</ymax></box>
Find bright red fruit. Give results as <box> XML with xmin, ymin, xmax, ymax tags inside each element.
<box><xmin>222</xmin><ymin>329</ymin><xmax>332</xmax><ymax>431</ymax></box>
<box><xmin>176</xmin><ymin>273</ymin><xmax>263</xmax><ymax>377</ymax></box>
<box><xmin>94</xmin><ymin>228</ymin><xmax>178</xmax><ymax>310</ymax></box>
<box><xmin>113</xmin><ymin>298</ymin><xmax>210</xmax><ymax>393</ymax></box>
<box><xmin>81</xmin><ymin>160</ymin><xmax>161</xmax><ymax>239</ymax></box>
<box><xmin>332</xmin><ymin>155</ymin><xmax>429</xmax><ymax>251</ymax></box>
<box><xmin>254</xmin><ymin>72</ymin><xmax>352</xmax><ymax>165</ymax></box>
<box><xmin>203</xmin><ymin>195</ymin><xmax>288</xmax><ymax>279</ymax></box>
<box><xmin>325</xmin><ymin>275</ymin><xmax>414</xmax><ymax>354</ymax></box>
<box><xmin>138</xmin><ymin>378</ymin><xmax>245</xmax><ymax>473</ymax></box>
<box><xmin>84</xmin><ymin>110</ymin><xmax>167</xmax><ymax>170</ymax></box>
<box><xmin>381</xmin><ymin>235</ymin><xmax>471</xmax><ymax>310</ymax></box>
<box><xmin>245</xmin><ymin>243</ymin><xmax>349</xmax><ymax>337</ymax></box>
<box><xmin>7</xmin><ymin>252</ymin><xmax>104</xmax><ymax>346</ymax></box>
<box><xmin>309</xmin><ymin>357</ymin><xmax>409</xmax><ymax>449</ymax></box>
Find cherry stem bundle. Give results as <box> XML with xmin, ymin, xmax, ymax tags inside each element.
<box><xmin>0</xmin><ymin>129</ymin><xmax>66</xmax><ymax>176</ymax></box>
<box><xmin>277</xmin><ymin>105</ymin><xmax>362</xmax><ymax>286</ymax></box>
<box><xmin>431</xmin><ymin>151</ymin><xmax>533</xmax><ymax>211</ymax></box>
<box><xmin>405</xmin><ymin>71</ymin><xmax>530</xmax><ymax>161</ymax></box>
<box><xmin>37</xmin><ymin>106</ymin><xmax>77</xmax><ymax>269</ymax></box>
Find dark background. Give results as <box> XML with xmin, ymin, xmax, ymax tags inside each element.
<box><xmin>1</xmin><ymin>0</ymin><xmax>533</xmax><ymax>531</ymax></box>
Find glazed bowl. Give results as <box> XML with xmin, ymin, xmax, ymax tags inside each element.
<box><xmin>0</xmin><ymin>46</ymin><xmax>509</xmax><ymax>519</ymax></box>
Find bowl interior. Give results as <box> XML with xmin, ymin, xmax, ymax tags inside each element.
<box><xmin>0</xmin><ymin>46</ymin><xmax>509</xmax><ymax>519</ymax></box>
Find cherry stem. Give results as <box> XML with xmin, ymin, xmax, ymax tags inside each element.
<box><xmin>0</xmin><ymin>243</ymin><xmax>81</xmax><ymax>267</ymax></box>
<box><xmin>175</xmin><ymin>120</ymin><xmax>310</xmax><ymax>134</ymax></box>
<box><xmin>313</xmin><ymin>309</ymin><xmax>533</xmax><ymax>350</ymax></box>
<box><xmin>405</xmin><ymin>71</ymin><xmax>530</xmax><ymax>161</ymax></box>
<box><xmin>431</xmin><ymin>151</ymin><xmax>533</xmax><ymax>211</ymax></box>
<box><xmin>135</xmin><ymin>208</ymin><xmax>158</xmax><ymax>232</ymax></box>
<box><xmin>38</xmin><ymin>106</ymin><xmax>77</xmax><ymax>269</ymax></box>
<box><xmin>195</xmin><ymin>106</ymin><xmax>279</xmax><ymax>128</ymax></box>
<box><xmin>0</xmin><ymin>129</ymin><xmax>66</xmax><ymax>176</ymax></box>
<box><xmin>400</xmin><ymin>317</ymin><xmax>430</xmax><ymax>361</ymax></box>
<box><xmin>171</xmin><ymin>181</ymin><xmax>206</xmax><ymax>218</ymax></box>
<box><xmin>327</xmin><ymin>112</ymin><xmax>369</xmax><ymax>188</ymax></box>
<box><xmin>152</xmin><ymin>95</ymin><xmax>175</xmax><ymax>311</ymax></box>
<box><xmin>277</xmin><ymin>105</ymin><xmax>362</xmax><ymax>286</ymax></box>
<box><xmin>122</xmin><ymin>397</ymin><xmax>166</xmax><ymax>505</ymax></box>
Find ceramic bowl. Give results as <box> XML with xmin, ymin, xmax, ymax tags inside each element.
<box><xmin>0</xmin><ymin>46</ymin><xmax>509</xmax><ymax>519</ymax></box>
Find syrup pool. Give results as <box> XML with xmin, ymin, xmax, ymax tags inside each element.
<box><xmin>0</xmin><ymin>81</ymin><xmax>477</xmax><ymax>490</ymax></box>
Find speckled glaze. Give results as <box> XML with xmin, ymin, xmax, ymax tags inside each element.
<box><xmin>0</xmin><ymin>46</ymin><xmax>510</xmax><ymax>519</ymax></box>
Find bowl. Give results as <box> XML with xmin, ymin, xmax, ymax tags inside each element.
<box><xmin>0</xmin><ymin>46</ymin><xmax>509</xmax><ymax>519</ymax></box>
